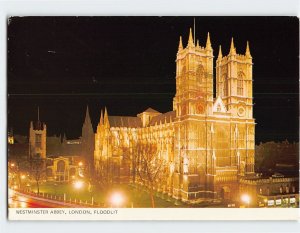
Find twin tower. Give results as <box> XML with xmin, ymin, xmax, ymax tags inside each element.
<box><xmin>173</xmin><ymin>28</ymin><xmax>253</xmax><ymax>119</ymax></box>
<box><xmin>172</xmin><ymin>28</ymin><xmax>255</xmax><ymax>201</ymax></box>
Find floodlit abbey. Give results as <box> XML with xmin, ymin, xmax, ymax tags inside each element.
<box><xmin>94</xmin><ymin>28</ymin><xmax>256</xmax><ymax>202</ymax></box>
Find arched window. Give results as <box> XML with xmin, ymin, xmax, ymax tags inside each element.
<box><xmin>196</xmin><ymin>65</ymin><xmax>204</xmax><ymax>83</ymax></box>
<box><xmin>237</xmin><ymin>72</ymin><xmax>244</xmax><ymax>96</ymax></box>
<box><xmin>57</xmin><ymin>160</ymin><xmax>65</xmax><ymax>172</ymax></box>
<box><xmin>223</xmin><ymin>81</ymin><xmax>228</xmax><ymax>96</ymax></box>
<box><xmin>222</xmin><ymin>74</ymin><xmax>227</xmax><ymax>96</ymax></box>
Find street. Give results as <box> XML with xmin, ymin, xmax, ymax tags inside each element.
<box><xmin>8</xmin><ymin>189</ymin><xmax>69</xmax><ymax>208</ymax></box>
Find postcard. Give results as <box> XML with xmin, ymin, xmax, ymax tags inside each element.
<box><xmin>7</xmin><ymin>16</ymin><xmax>299</xmax><ymax>220</ymax></box>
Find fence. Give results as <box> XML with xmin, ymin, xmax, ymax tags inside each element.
<box><xmin>17</xmin><ymin>189</ymin><xmax>105</xmax><ymax>207</ymax></box>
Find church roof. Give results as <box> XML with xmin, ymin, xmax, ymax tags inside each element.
<box><xmin>143</xmin><ymin>107</ymin><xmax>160</xmax><ymax>114</ymax></box>
<box><xmin>149</xmin><ymin>111</ymin><xmax>176</xmax><ymax>126</ymax></box>
<box><xmin>108</xmin><ymin>116</ymin><xmax>142</xmax><ymax>128</ymax></box>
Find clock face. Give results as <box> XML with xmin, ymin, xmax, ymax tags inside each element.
<box><xmin>238</xmin><ymin>107</ymin><xmax>245</xmax><ymax>116</ymax></box>
<box><xmin>196</xmin><ymin>103</ymin><xmax>205</xmax><ymax>114</ymax></box>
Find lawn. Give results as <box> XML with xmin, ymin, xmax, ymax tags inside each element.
<box><xmin>29</xmin><ymin>181</ymin><xmax>183</xmax><ymax>208</ymax></box>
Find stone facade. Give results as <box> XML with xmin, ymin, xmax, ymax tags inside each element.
<box><xmin>29</xmin><ymin>119</ymin><xmax>47</xmax><ymax>160</ymax></box>
<box><xmin>46</xmin><ymin>156</ymin><xmax>80</xmax><ymax>182</ymax></box>
<box><xmin>94</xmin><ymin>28</ymin><xmax>256</xmax><ymax>203</ymax></box>
<box><xmin>240</xmin><ymin>176</ymin><xmax>299</xmax><ymax>207</ymax></box>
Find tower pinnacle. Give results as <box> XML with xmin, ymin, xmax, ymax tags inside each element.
<box><xmin>217</xmin><ymin>45</ymin><xmax>223</xmax><ymax>60</ymax></box>
<box><xmin>85</xmin><ymin>105</ymin><xmax>91</xmax><ymax>123</ymax></box>
<box><xmin>206</xmin><ymin>32</ymin><xmax>212</xmax><ymax>50</ymax></box>
<box><xmin>187</xmin><ymin>28</ymin><xmax>194</xmax><ymax>47</ymax></box>
<box><xmin>104</xmin><ymin>107</ymin><xmax>109</xmax><ymax>126</ymax></box>
<box><xmin>178</xmin><ymin>36</ymin><xmax>183</xmax><ymax>51</ymax></box>
<box><xmin>245</xmin><ymin>41</ymin><xmax>252</xmax><ymax>58</ymax></box>
<box><xmin>99</xmin><ymin>109</ymin><xmax>103</xmax><ymax>125</ymax></box>
<box><xmin>229</xmin><ymin>37</ymin><xmax>236</xmax><ymax>55</ymax></box>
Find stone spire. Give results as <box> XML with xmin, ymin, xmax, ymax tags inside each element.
<box><xmin>99</xmin><ymin>109</ymin><xmax>103</xmax><ymax>125</ymax></box>
<box><xmin>196</xmin><ymin>39</ymin><xmax>200</xmax><ymax>48</ymax></box>
<box><xmin>84</xmin><ymin>105</ymin><xmax>91</xmax><ymax>124</ymax></box>
<box><xmin>104</xmin><ymin>107</ymin><xmax>109</xmax><ymax>127</ymax></box>
<box><xmin>245</xmin><ymin>41</ymin><xmax>252</xmax><ymax>58</ymax></box>
<box><xmin>229</xmin><ymin>37</ymin><xmax>236</xmax><ymax>55</ymax></box>
<box><xmin>217</xmin><ymin>45</ymin><xmax>223</xmax><ymax>60</ymax></box>
<box><xmin>187</xmin><ymin>28</ymin><xmax>194</xmax><ymax>47</ymax></box>
<box><xmin>178</xmin><ymin>36</ymin><xmax>183</xmax><ymax>51</ymax></box>
<box><xmin>206</xmin><ymin>32</ymin><xmax>212</xmax><ymax>50</ymax></box>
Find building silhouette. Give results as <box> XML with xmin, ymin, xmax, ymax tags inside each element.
<box><xmin>29</xmin><ymin>108</ymin><xmax>46</xmax><ymax>160</ymax></box>
<box><xmin>81</xmin><ymin>106</ymin><xmax>95</xmax><ymax>176</ymax></box>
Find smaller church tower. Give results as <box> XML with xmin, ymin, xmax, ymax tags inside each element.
<box><xmin>29</xmin><ymin>107</ymin><xmax>47</xmax><ymax>160</ymax></box>
<box><xmin>81</xmin><ymin>106</ymin><xmax>95</xmax><ymax>176</ymax></box>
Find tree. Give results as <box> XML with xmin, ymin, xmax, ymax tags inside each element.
<box><xmin>30</xmin><ymin>154</ymin><xmax>46</xmax><ymax>194</ymax></box>
<box><xmin>135</xmin><ymin>142</ymin><xmax>168</xmax><ymax>208</ymax></box>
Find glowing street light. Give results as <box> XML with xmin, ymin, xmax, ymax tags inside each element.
<box><xmin>241</xmin><ymin>194</ymin><xmax>250</xmax><ymax>207</ymax></box>
<box><xmin>110</xmin><ymin>192</ymin><xmax>124</xmax><ymax>207</ymax></box>
<box><xmin>73</xmin><ymin>180</ymin><xmax>84</xmax><ymax>190</ymax></box>
<box><xmin>21</xmin><ymin>174</ymin><xmax>26</xmax><ymax>180</ymax></box>
<box><xmin>78</xmin><ymin>161</ymin><xmax>83</xmax><ymax>167</ymax></box>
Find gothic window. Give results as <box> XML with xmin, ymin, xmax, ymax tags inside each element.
<box><xmin>196</xmin><ymin>65</ymin><xmax>204</xmax><ymax>83</ymax></box>
<box><xmin>35</xmin><ymin>133</ymin><xmax>42</xmax><ymax>148</ymax></box>
<box><xmin>222</xmin><ymin>74</ymin><xmax>227</xmax><ymax>96</ymax></box>
<box><xmin>223</xmin><ymin>81</ymin><xmax>228</xmax><ymax>96</ymax></box>
<box><xmin>285</xmin><ymin>186</ymin><xmax>289</xmax><ymax>193</ymax></box>
<box><xmin>237</xmin><ymin>72</ymin><xmax>244</xmax><ymax>96</ymax></box>
<box><xmin>57</xmin><ymin>160</ymin><xmax>65</xmax><ymax>172</ymax></box>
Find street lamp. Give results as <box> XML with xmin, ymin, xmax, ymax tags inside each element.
<box><xmin>110</xmin><ymin>192</ymin><xmax>124</xmax><ymax>207</ymax></box>
<box><xmin>241</xmin><ymin>194</ymin><xmax>250</xmax><ymax>207</ymax></box>
<box><xmin>73</xmin><ymin>180</ymin><xmax>84</xmax><ymax>190</ymax></box>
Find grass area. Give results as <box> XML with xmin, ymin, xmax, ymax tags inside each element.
<box><xmin>29</xmin><ymin>181</ymin><xmax>183</xmax><ymax>208</ymax></box>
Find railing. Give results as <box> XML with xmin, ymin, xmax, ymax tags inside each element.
<box><xmin>16</xmin><ymin>189</ymin><xmax>105</xmax><ymax>207</ymax></box>
<box><xmin>240</xmin><ymin>177</ymin><xmax>298</xmax><ymax>185</ymax></box>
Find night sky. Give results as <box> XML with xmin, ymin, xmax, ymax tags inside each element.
<box><xmin>7</xmin><ymin>17</ymin><xmax>299</xmax><ymax>143</ymax></box>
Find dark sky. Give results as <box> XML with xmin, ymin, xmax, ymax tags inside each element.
<box><xmin>7</xmin><ymin>17</ymin><xmax>299</xmax><ymax>143</ymax></box>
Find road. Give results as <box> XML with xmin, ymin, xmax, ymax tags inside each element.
<box><xmin>8</xmin><ymin>189</ymin><xmax>70</xmax><ymax>208</ymax></box>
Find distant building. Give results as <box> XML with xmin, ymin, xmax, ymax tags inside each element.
<box><xmin>8</xmin><ymin>128</ymin><xmax>14</xmax><ymax>145</ymax></box>
<box><xmin>29</xmin><ymin>109</ymin><xmax>46</xmax><ymax>159</ymax></box>
<box><xmin>46</xmin><ymin>156</ymin><xmax>81</xmax><ymax>182</ymax></box>
<box><xmin>240</xmin><ymin>176</ymin><xmax>299</xmax><ymax>207</ymax></box>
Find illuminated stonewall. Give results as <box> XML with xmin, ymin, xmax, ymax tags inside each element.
<box><xmin>94</xmin><ymin>28</ymin><xmax>255</xmax><ymax>203</ymax></box>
